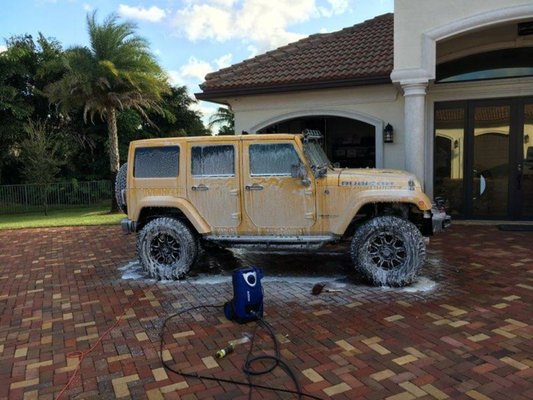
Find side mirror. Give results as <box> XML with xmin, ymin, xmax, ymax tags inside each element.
<box><xmin>291</xmin><ymin>163</ymin><xmax>311</xmax><ymax>187</ymax></box>
<box><xmin>291</xmin><ymin>163</ymin><xmax>305</xmax><ymax>179</ymax></box>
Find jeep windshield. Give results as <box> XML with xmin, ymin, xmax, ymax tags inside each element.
<box><xmin>303</xmin><ymin>140</ymin><xmax>332</xmax><ymax>177</ymax></box>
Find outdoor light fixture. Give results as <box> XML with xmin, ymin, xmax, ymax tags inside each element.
<box><xmin>525</xmin><ymin>134</ymin><xmax>530</xmax><ymax>144</ymax></box>
<box><xmin>454</xmin><ymin>139</ymin><xmax>459</xmax><ymax>149</ymax></box>
<box><xmin>384</xmin><ymin>123</ymin><xmax>394</xmax><ymax>143</ymax></box>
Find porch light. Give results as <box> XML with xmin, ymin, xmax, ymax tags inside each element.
<box><xmin>384</xmin><ymin>123</ymin><xmax>394</xmax><ymax>143</ymax></box>
<box><xmin>525</xmin><ymin>134</ymin><xmax>530</xmax><ymax>144</ymax></box>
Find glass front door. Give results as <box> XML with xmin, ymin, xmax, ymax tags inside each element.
<box><xmin>435</xmin><ymin>98</ymin><xmax>533</xmax><ymax>220</ymax></box>
<box><xmin>471</xmin><ymin>105</ymin><xmax>510</xmax><ymax>218</ymax></box>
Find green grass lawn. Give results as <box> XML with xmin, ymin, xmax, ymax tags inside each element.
<box><xmin>0</xmin><ymin>206</ymin><xmax>124</xmax><ymax>230</ymax></box>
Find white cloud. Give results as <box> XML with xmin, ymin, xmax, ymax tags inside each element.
<box><xmin>319</xmin><ymin>0</ymin><xmax>349</xmax><ymax>17</ymax></box>
<box><xmin>118</xmin><ymin>4</ymin><xmax>166</xmax><ymax>22</ymax></box>
<box><xmin>82</xmin><ymin>3</ymin><xmax>93</xmax><ymax>12</ymax></box>
<box><xmin>171</xmin><ymin>1</ymin><xmax>357</xmax><ymax>52</ymax></box>
<box><xmin>166</xmin><ymin>70</ymin><xmax>185</xmax><ymax>87</ymax></box>
<box><xmin>0</xmin><ymin>45</ymin><xmax>7</xmax><ymax>53</ymax></box>
<box><xmin>327</xmin><ymin>0</ymin><xmax>349</xmax><ymax>11</ymax></box>
<box><xmin>173</xmin><ymin>0</ymin><xmax>320</xmax><ymax>51</ymax></box>
<box><xmin>166</xmin><ymin>53</ymin><xmax>232</xmax><ymax>90</ymax></box>
<box><xmin>163</xmin><ymin>71</ymin><xmax>218</xmax><ymax>130</ymax></box>
<box><xmin>179</xmin><ymin>57</ymin><xmax>214</xmax><ymax>82</ymax></box>
<box><xmin>192</xmin><ymin>100</ymin><xmax>219</xmax><ymax>119</ymax></box>
<box><xmin>215</xmin><ymin>54</ymin><xmax>233</xmax><ymax>69</ymax></box>
<box><xmin>247</xmin><ymin>45</ymin><xmax>258</xmax><ymax>58</ymax></box>
<box><xmin>209</xmin><ymin>0</ymin><xmax>239</xmax><ymax>6</ymax></box>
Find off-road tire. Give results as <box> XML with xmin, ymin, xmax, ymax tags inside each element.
<box><xmin>137</xmin><ymin>217</ymin><xmax>198</xmax><ymax>280</ymax></box>
<box><xmin>115</xmin><ymin>163</ymin><xmax>128</xmax><ymax>214</ymax></box>
<box><xmin>350</xmin><ymin>216</ymin><xmax>426</xmax><ymax>287</ymax></box>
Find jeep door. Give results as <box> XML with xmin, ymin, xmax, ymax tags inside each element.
<box><xmin>186</xmin><ymin>142</ymin><xmax>241</xmax><ymax>229</ymax></box>
<box><xmin>242</xmin><ymin>141</ymin><xmax>316</xmax><ymax>229</ymax></box>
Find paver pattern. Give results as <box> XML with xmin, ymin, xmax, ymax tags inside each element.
<box><xmin>0</xmin><ymin>225</ymin><xmax>531</xmax><ymax>399</ymax></box>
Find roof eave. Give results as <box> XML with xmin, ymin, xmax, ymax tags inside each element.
<box><xmin>195</xmin><ymin>75</ymin><xmax>392</xmax><ymax>102</ymax></box>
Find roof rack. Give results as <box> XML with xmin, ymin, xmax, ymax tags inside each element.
<box><xmin>302</xmin><ymin>129</ymin><xmax>323</xmax><ymax>142</ymax></box>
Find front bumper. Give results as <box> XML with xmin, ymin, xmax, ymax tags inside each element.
<box><xmin>121</xmin><ymin>218</ymin><xmax>136</xmax><ymax>234</ymax></box>
<box><xmin>431</xmin><ymin>208</ymin><xmax>451</xmax><ymax>233</ymax></box>
<box><xmin>421</xmin><ymin>208</ymin><xmax>451</xmax><ymax>236</ymax></box>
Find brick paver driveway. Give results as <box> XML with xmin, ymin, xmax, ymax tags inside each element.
<box><xmin>0</xmin><ymin>225</ymin><xmax>531</xmax><ymax>399</ymax></box>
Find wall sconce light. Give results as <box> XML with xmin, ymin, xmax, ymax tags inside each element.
<box><xmin>525</xmin><ymin>134</ymin><xmax>530</xmax><ymax>144</ymax></box>
<box><xmin>384</xmin><ymin>123</ymin><xmax>394</xmax><ymax>143</ymax></box>
<box><xmin>453</xmin><ymin>139</ymin><xmax>459</xmax><ymax>149</ymax></box>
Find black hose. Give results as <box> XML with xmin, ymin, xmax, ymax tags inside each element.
<box><xmin>159</xmin><ymin>304</ymin><xmax>324</xmax><ymax>400</ymax></box>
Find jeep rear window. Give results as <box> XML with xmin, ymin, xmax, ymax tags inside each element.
<box><xmin>191</xmin><ymin>145</ymin><xmax>235</xmax><ymax>176</ymax></box>
<box><xmin>249</xmin><ymin>143</ymin><xmax>300</xmax><ymax>175</ymax></box>
<box><xmin>134</xmin><ymin>146</ymin><xmax>179</xmax><ymax>178</ymax></box>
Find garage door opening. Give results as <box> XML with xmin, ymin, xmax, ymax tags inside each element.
<box><xmin>258</xmin><ymin>116</ymin><xmax>376</xmax><ymax>168</ymax></box>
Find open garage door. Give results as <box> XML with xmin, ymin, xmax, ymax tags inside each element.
<box><xmin>258</xmin><ymin>116</ymin><xmax>376</xmax><ymax>168</ymax></box>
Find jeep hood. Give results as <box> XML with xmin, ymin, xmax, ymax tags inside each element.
<box><xmin>331</xmin><ymin>168</ymin><xmax>422</xmax><ymax>189</ymax></box>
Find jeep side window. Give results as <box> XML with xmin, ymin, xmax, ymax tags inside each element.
<box><xmin>249</xmin><ymin>143</ymin><xmax>300</xmax><ymax>176</ymax></box>
<box><xmin>134</xmin><ymin>146</ymin><xmax>179</xmax><ymax>178</ymax></box>
<box><xmin>191</xmin><ymin>145</ymin><xmax>235</xmax><ymax>176</ymax></box>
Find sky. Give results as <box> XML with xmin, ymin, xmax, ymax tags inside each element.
<box><xmin>0</xmin><ymin>0</ymin><xmax>393</xmax><ymax>125</ymax></box>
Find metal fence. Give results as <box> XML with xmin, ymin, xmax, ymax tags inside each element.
<box><xmin>0</xmin><ymin>180</ymin><xmax>112</xmax><ymax>214</ymax></box>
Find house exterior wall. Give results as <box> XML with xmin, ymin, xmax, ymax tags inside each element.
<box><xmin>392</xmin><ymin>0</ymin><xmax>533</xmax><ymax>81</ymax></box>
<box><xmin>391</xmin><ymin>0</ymin><xmax>533</xmax><ymax>195</ymax></box>
<box><xmin>224</xmin><ymin>84</ymin><xmax>405</xmax><ymax>170</ymax></box>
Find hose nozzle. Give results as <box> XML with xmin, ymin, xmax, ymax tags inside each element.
<box><xmin>215</xmin><ymin>336</ymin><xmax>250</xmax><ymax>358</ymax></box>
<box><xmin>215</xmin><ymin>344</ymin><xmax>234</xmax><ymax>359</ymax></box>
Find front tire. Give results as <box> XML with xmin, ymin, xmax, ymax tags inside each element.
<box><xmin>137</xmin><ymin>217</ymin><xmax>198</xmax><ymax>280</ymax></box>
<box><xmin>350</xmin><ymin>216</ymin><xmax>426</xmax><ymax>287</ymax></box>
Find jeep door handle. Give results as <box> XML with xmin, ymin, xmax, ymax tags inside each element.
<box><xmin>245</xmin><ymin>184</ymin><xmax>264</xmax><ymax>191</ymax></box>
<box><xmin>192</xmin><ymin>184</ymin><xmax>209</xmax><ymax>191</ymax></box>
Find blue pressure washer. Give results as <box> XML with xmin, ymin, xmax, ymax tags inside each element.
<box><xmin>224</xmin><ymin>266</ymin><xmax>264</xmax><ymax>324</ymax></box>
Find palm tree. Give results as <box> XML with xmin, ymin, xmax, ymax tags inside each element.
<box><xmin>45</xmin><ymin>12</ymin><xmax>169</xmax><ymax>212</ymax></box>
<box><xmin>208</xmin><ymin>107</ymin><xmax>235</xmax><ymax>135</ymax></box>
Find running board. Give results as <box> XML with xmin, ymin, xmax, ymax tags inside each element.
<box><xmin>203</xmin><ymin>234</ymin><xmax>338</xmax><ymax>251</ymax></box>
<box><xmin>204</xmin><ymin>235</ymin><xmax>337</xmax><ymax>243</ymax></box>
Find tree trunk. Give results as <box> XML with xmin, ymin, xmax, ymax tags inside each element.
<box><xmin>107</xmin><ymin>107</ymin><xmax>121</xmax><ymax>213</ymax></box>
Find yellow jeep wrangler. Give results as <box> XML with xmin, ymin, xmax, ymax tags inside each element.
<box><xmin>116</xmin><ymin>130</ymin><xmax>449</xmax><ymax>286</ymax></box>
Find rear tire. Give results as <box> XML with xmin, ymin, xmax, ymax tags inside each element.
<box><xmin>115</xmin><ymin>163</ymin><xmax>128</xmax><ymax>214</ymax></box>
<box><xmin>137</xmin><ymin>217</ymin><xmax>198</xmax><ymax>280</ymax></box>
<box><xmin>350</xmin><ymin>216</ymin><xmax>426</xmax><ymax>287</ymax></box>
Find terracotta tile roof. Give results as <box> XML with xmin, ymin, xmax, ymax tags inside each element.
<box><xmin>197</xmin><ymin>13</ymin><xmax>393</xmax><ymax>100</ymax></box>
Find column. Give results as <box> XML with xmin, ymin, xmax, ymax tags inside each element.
<box><xmin>401</xmin><ymin>81</ymin><xmax>428</xmax><ymax>187</ymax></box>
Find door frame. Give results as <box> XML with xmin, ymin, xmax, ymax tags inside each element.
<box><xmin>435</xmin><ymin>96</ymin><xmax>533</xmax><ymax>220</ymax></box>
<box><xmin>240</xmin><ymin>139</ymin><xmax>317</xmax><ymax>232</ymax></box>
<box><xmin>185</xmin><ymin>140</ymin><xmax>242</xmax><ymax>230</ymax></box>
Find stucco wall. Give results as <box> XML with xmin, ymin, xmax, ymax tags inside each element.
<box><xmin>436</xmin><ymin>23</ymin><xmax>533</xmax><ymax>63</ymax></box>
<box><xmin>393</xmin><ymin>0</ymin><xmax>533</xmax><ymax>81</ymax></box>
<box><xmin>223</xmin><ymin>84</ymin><xmax>407</xmax><ymax>170</ymax></box>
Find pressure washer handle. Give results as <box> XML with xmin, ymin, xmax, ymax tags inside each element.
<box><xmin>215</xmin><ymin>344</ymin><xmax>234</xmax><ymax>359</ymax></box>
